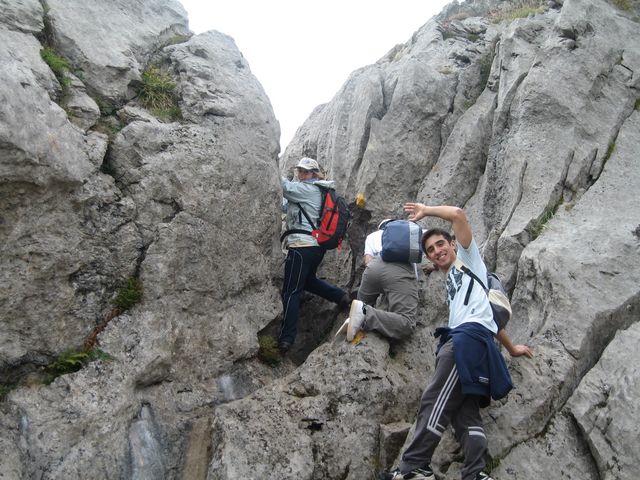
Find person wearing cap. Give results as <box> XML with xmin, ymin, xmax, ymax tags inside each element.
<box><xmin>339</xmin><ymin>219</ymin><xmax>419</xmax><ymax>342</ymax></box>
<box><xmin>278</xmin><ymin>157</ymin><xmax>349</xmax><ymax>354</ymax></box>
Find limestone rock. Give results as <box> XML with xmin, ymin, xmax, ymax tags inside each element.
<box><xmin>0</xmin><ymin>0</ymin><xmax>43</xmax><ymax>34</ymax></box>
<box><xmin>0</xmin><ymin>19</ymin><xmax>142</xmax><ymax>373</ymax></box>
<box><xmin>208</xmin><ymin>334</ymin><xmax>434</xmax><ymax>480</ymax></box>
<box><xmin>487</xmin><ymin>412</ymin><xmax>597</xmax><ymax>479</ymax></box>
<box><xmin>379</xmin><ymin>422</ymin><xmax>412</xmax><ymax>470</ymax></box>
<box><xmin>45</xmin><ymin>0</ymin><xmax>190</xmax><ymax>102</ymax></box>
<box><xmin>1</xmin><ymin>5</ymin><xmax>283</xmax><ymax>477</ymax></box>
<box><xmin>567</xmin><ymin>322</ymin><xmax>640</xmax><ymax>480</ymax></box>
<box><xmin>65</xmin><ymin>73</ymin><xmax>101</xmax><ymax>132</ymax></box>
<box><xmin>2</xmin><ymin>0</ymin><xmax>640</xmax><ymax>478</ymax></box>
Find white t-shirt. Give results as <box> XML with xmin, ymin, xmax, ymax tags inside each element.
<box><xmin>364</xmin><ymin>230</ymin><xmax>383</xmax><ymax>257</ymax></box>
<box><xmin>445</xmin><ymin>238</ymin><xmax>497</xmax><ymax>334</ymax></box>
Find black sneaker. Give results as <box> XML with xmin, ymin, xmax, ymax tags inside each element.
<box><xmin>278</xmin><ymin>341</ymin><xmax>292</xmax><ymax>354</ymax></box>
<box><xmin>378</xmin><ymin>469</ymin><xmax>403</xmax><ymax>480</ymax></box>
<box><xmin>476</xmin><ymin>472</ymin><xmax>494</xmax><ymax>480</ymax></box>
<box><xmin>338</xmin><ymin>292</ymin><xmax>351</xmax><ymax>310</ymax></box>
<box><xmin>379</xmin><ymin>467</ymin><xmax>434</xmax><ymax>480</ymax></box>
<box><xmin>403</xmin><ymin>467</ymin><xmax>434</xmax><ymax>480</ymax></box>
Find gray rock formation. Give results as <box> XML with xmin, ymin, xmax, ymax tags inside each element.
<box><xmin>1</xmin><ymin>0</ymin><xmax>639</xmax><ymax>479</ymax></box>
<box><xmin>1</xmin><ymin>0</ymin><xmax>281</xmax><ymax>478</ymax></box>
<box><xmin>45</xmin><ymin>0</ymin><xmax>190</xmax><ymax>102</ymax></box>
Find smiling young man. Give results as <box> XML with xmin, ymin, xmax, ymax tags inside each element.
<box><xmin>379</xmin><ymin>203</ymin><xmax>532</xmax><ymax>480</ymax></box>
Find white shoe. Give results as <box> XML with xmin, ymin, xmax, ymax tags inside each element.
<box><xmin>347</xmin><ymin>300</ymin><xmax>365</xmax><ymax>341</ymax></box>
<box><xmin>335</xmin><ymin>318</ymin><xmax>350</xmax><ymax>338</ymax></box>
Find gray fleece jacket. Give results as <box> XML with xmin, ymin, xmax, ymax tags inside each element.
<box><xmin>281</xmin><ymin>177</ymin><xmax>336</xmax><ymax>248</ymax></box>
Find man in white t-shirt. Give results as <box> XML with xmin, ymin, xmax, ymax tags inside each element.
<box><xmin>362</xmin><ymin>219</ymin><xmax>389</xmax><ymax>265</ymax></box>
<box><xmin>340</xmin><ymin>219</ymin><xmax>419</xmax><ymax>342</ymax></box>
<box><xmin>379</xmin><ymin>203</ymin><xmax>533</xmax><ymax>480</ymax></box>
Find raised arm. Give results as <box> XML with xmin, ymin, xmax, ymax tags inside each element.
<box><xmin>404</xmin><ymin>203</ymin><xmax>473</xmax><ymax>249</ymax></box>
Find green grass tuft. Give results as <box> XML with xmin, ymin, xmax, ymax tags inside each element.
<box><xmin>151</xmin><ymin>105</ymin><xmax>182</xmax><ymax>121</ymax></box>
<box><xmin>40</xmin><ymin>47</ymin><xmax>71</xmax><ymax>89</ymax></box>
<box><xmin>485</xmin><ymin>455</ymin><xmax>501</xmax><ymax>473</ymax></box>
<box><xmin>605</xmin><ymin>141</ymin><xmax>616</xmax><ymax>161</ymax></box>
<box><xmin>612</xmin><ymin>0</ymin><xmax>632</xmax><ymax>10</ymax></box>
<box><xmin>479</xmin><ymin>52</ymin><xmax>494</xmax><ymax>89</ymax></box>
<box><xmin>490</xmin><ymin>1</ymin><xmax>545</xmax><ymax>23</ymax></box>
<box><xmin>137</xmin><ymin>66</ymin><xmax>181</xmax><ymax>120</ymax></box>
<box><xmin>94</xmin><ymin>117</ymin><xmax>124</xmax><ymax>140</ymax></box>
<box><xmin>0</xmin><ymin>384</ymin><xmax>16</xmax><ymax>400</ymax></box>
<box><xmin>45</xmin><ymin>348</ymin><xmax>112</xmax><ymax>383</ymax></box>
<box><xmin>634</xmin><ymin>98</ymin><xmax>640</xmax><ymax>110</ymax></box>
<box><xmin>113</xmin><ymin>277</ymin><xmax>143</xmax><ymax>311</ymax></box>
<box><xmin>95</xmin><ymin>96</ymin><xmax>117</xmax><ymax>116</ymax></box>
<box><xmin>531</xmin><ymin>205</ymin><xmax>558</xmax><ymax>239</ymax></box>
<box><xmin>258</xmin><ymin>335</ymin><xmax>282</xmax><ymax>366</ymax></box>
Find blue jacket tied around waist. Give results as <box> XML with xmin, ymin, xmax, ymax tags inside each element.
<box><xmin>435</xmin><ymin>323</ymin><xmax>513</xmax><ymax>408</ymax></box>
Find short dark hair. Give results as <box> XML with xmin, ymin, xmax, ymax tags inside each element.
<box><xmin>421</xmin><ymin>228</ymin><xmax>453</xmax><ymax>253</ymax></box>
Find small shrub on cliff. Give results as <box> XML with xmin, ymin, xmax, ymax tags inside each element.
<box><xmin>113</xmin><ymin>277</ymin><xmax>144</xmax><ymax>311</ymax></box>
<box><xmin>490</xmin><ymin>0</ymin><xmax>545</xmax><ymax>23</ymax></box>
<box><xmin>137</xmin><ymin>66</ymin><xmax>181</xmax><ymax>120</ymax></box>
<box><xmin>40</xmin><ymin>47</ymin><xmax>70</xmax><ymax>89</ymax></box>
<box><xmin>94</xmin><ymin>117</ymin><xmax>124</xmax><ymax>140</ymax></box>
<box><xmin>480</xmin><ymin>53</ymin><xmax>493</xmax><ymax>86</ymax></box>
<box><xmin>258</xmin><ymin>335</ymin><xmax>282</xmax><ymax>366</ymax></box>
<box><xmin>612</xmin><ymin>0</ymin><xmax>632</xmax><ymax>10</ymax></box>
<box><xmin>531</xmin><ymin>204</ymin><xmax>558</xmax><ymax>239</ymax></box>
<box><xmin>605</xmin><ymin>141</ymin><xmax>616</xmax><ymax>161</ymax></box>
<box><xmin>0</xmin><ymin>384</ymin><xmax>16</xmax><ymax>401</ymax></box>
<box><xmin>45</xmin><ymin>348</ymin><xmax>112</xmax><ymax>383</ymax></box>
<box><xmin>485</xmin><ymin>456</ymin><xmax>501</xmax><ymax>473</ymax></box>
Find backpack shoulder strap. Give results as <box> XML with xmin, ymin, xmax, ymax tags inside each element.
<box><xmin>297</xmin><ymin>182</ymin><xmax>333</xmax><ymax>230</ymax></box>
<box><xmin>453</xmin><ymin>258</ymin><xmax>488</xmax><ymax>290</ymax></box>
<box><xmin>294</xmin><ymin>202</ymin><xmax>317</xmax><ymax>230</ymax></box>
<box><xmin>453</xmin><ymin>257</ymin><xmax>488</xmax><ymax>306</ymax></box>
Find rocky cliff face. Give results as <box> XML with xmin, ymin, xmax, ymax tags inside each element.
<box><xmin>1</xmin><ymin>0</ymin><xmax>638</xmax><ymax>479</ymax></box>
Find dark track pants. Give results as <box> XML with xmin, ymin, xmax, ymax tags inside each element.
<box><xmin>279</xmin><ymin>246</ymin><xmax>345</xmax><ymax>346</ymax></box>
<box><xmin>400</xmin><ymin>339</ymin><xmax>487</xmax><ymax>480</ymax></box>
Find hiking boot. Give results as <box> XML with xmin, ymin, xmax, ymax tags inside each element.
<box><xmin>346</xmin><ymin>300</ymin><xmax>365</xmax><ymax>341</ymax></box>
<box><xmin>338</xmin><ymin>292</ymin><xmax>351</xmax><ymax>310</ymax></box>
<box><xmin>476</xmin><ymin>472</ymin><xmax>494</xmax><ymax>480</ymax></box>
<box><xmin>335</xmin><ymin>317</ymin><xmax>350</xmax><ymax>338</ymax></box>
<box><xmin>378</xmin><ymin>466</ymin><xmax>434</xmax><ymax>480</ymax></box>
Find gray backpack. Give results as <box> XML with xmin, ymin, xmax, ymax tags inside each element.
<box><xmin>380</xmin><ymin>220</ymin><xmax>423</xmax><ymax>263</ymax></box>
<box><xmin>453</xmin><ymin>258</ymin><xmax>511</xmax><ymax>330</ymax></box>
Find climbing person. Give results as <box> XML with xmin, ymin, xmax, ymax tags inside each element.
<box><xmin>338</xmin><ymin>219</ymin><xmax>419</xmax><ymax>342</ymax></box>
<box><xmin>379</xmin><ymin>202</ymin><xmax>533</xmax><ymax>480</ymax></box>
<box><xmin>278</xmin><ymin>157</ymin><xmax>349</xmax><ymax>354</ymax></box>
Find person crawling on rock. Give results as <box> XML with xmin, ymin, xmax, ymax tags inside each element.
<box><xmin>337</xmin><ymin>219</ymin><xmax>420</xmax><ymax>342</ymax></box>
<box><xmin>379</xmin><ymin>203</ymin><xmax>533</xmax><ymax>480</ymax></box>
<box><xmin>278</xmin><ymin>157</ymin><xmax>350</xmax><ymax>355</ymax></box>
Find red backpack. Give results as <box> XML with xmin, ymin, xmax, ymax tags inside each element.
<box><xmin>281</xmin><ymin>185</ymin><xmax>351</xmax><ymax>250</ymax></box>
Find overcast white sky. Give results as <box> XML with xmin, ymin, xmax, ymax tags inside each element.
<box><xmin>179</xmin><ymin>0</ymin><xmax>451</xmax><ymax>151</ymax></box>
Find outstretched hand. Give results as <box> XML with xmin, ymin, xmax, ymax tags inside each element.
<box><xmin>510</xmin><ymin>344</ymin><xmax>534</xmax><ymax>359</ymax></box>
<box><xmin>404</xmin><ymin>202</ymin><xmax>428</xmax><ymax>221</ymax></box>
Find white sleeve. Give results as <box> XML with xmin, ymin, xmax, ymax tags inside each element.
<box><xmin>456</xmin><ymin>238</ymin><xmax>488</xmax><ymax>281</ymax></box>
<box><xmin>364</xmin><ymin>235</ymin><xmax>376</xmax><ymax>256</ymax></box>
<box><xmin>364</xmin><ymin>231</ymin><xmax>382</xmax><ymax>257</ymax></box>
